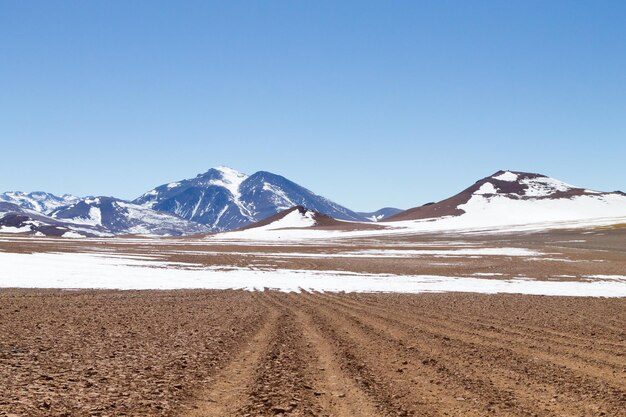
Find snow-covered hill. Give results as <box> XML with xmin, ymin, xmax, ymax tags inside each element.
<box><xmin>387</xmin><ymin>170</ymin><xmax>626</xmax><ymax>228</ymax></box>
<box><xmin>211</xmin><ymin>171</ymin><xmax>626</xmax><ymax>241</ymax></box>
<box><xmin>134</xmin><ymin>167</ymin><xmax>367</xmax><ymax>231</ymax></box>
<box><xmin>244</xmin><ymin>206</ymin><xmax>318</xmax><ymax>231</ymax></box>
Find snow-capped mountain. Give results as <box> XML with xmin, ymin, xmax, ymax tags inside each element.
<box><xmin>134</xmin><ymin>167</ymin><xmax>368</xmax><ymax>231</ymax></box>
<box><xmin>0</xmin><ymin>189</ymin><xmax>209</xmax><ymax>236</ymax></box>
<box><xmin>0</xmin><ymin>191</ymin><xmax>79</xmax><ymax>214</ymax></box>
<box><xmin>358</xmin><ymin>207</ymin><xmax>403</xmax><ymax>222</ymax></box>
<box><xmin>133</xmin><ymin>167</ymin><xmax>252</xmax><ymax>230</ymax></box>
<box><xmin>387</xmin><ymin>170</ymin><xmax>626</xmax><ymax>226</ymax></box>
<box><xmin>51</xmin><ymin>197</ymin><xmax>210</xmax><ymax>236</ymax></box>
<box><xmin>238</xmin><ymin>171</ymin><xmax>365</xmax><ymax>223</ymax></box>
<box><xmin>5</xmin><ymin>168</ymin><xmax>624</xmax><ymax>237</ymax></box>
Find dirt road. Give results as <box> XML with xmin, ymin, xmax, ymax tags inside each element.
<box><xmin>1</xmin><ymin>290</ymin><xmax>625</xmax><ymax>416</ymax></box>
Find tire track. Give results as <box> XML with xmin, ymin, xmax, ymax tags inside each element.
<box><xmin>326</xmin><ymin>293</ymin><xmax>626</xmax><ymax>371</ymax></box>
<box><xmin>274</xmin><ymin>293</ymin><xmax>381</xmax><ymax>417</ymax></box>
<box><xmin>233</xmin><ymin>294</ymin><xmax>324</xmax><ymax>416</ymax></box>
<box><xmin>184</xmin><ymin>294</ymin><xmax>280</xmax><ymax>417</ymax></box>
<box><xmin>397</xmin><ymin>295</ymin><xmax>626</xmax><ymax>352</ymax></box>
<box><xmin>345</xmin><ymin>293</ymin><xmax>626</xmax><ymax>354</ymax></box>
<box><xmin>294</xmin><ymin>293</ymin><xmax>493</xmax><ymax>416</ymax></box>
<box><xmin>313</xmin><ymin>293</ymin><xmax>626</xmax><ymax>416</ymax></box>
<box><xmin>324</xmin><ymin>292</ymin><xmax>626</xmax><ymax>380</ymax></box>
<box><xmin>309</xmin><ymin>293</ymin><xmax>611</xmax><ymax>416</ymax></box>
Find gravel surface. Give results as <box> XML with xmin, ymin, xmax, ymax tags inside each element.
<box><xmin>1</xmin><ymin>290</ymin><xmax>625</xmax><ymax>416</ymax></box>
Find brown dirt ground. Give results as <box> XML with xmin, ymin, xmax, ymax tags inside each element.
<box><xmin>1</xmin><ymin>290</ymin><xmax>625</xmax><ymax>417</ymax></box>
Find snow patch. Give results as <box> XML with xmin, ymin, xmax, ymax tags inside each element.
<box><xmin>262</xmin><ymin>182</ymin><xmax>296</xmax><ymax>211</ymax></box>
<box><xmin>452</xmin><ymin>193</ymin><xmax>626</xmax><ymax>228</ymax></box>
<box><xmin>0</xmin><ymin>225</ymin><xmax>33</xmax><ymax>233</ymax></box>
<box><xmin>62</xmin><ymin>231</ymin><xmax>85</xmax><ymax>238</ymax></box>
<box><xmin>68</xmin><ymin>206</ymin><xmax>102</xmax><ymax>226</ymax></box>
<box><xmin>492</xmin><ymin>171</ymin><xmax>518</xmax><ymax>182</ymax></box>
<box><xmin>475</xmin><ymin>182</ymin><xmax>499</xmax><ymax>195</ymax></box>
<box><xmin>208</xmin><ymin>167</ymin><xmax>253</xmax><ymax>220</ymax></box>
<box><xmin>210</xmin><ymin>166</ymin><xmax>248</xmax><ymax>196</ymax></box>
<box><xmin>89</xmin><ymin>206</ymin><xmax>102</xmax><ymax>225</ymax></box>
<box><xmin>259</xmin><ymin>209</ymin><xmax>316</xmax><ymax>231</ymax></box>
<box><xmin>367</xmin><ymin>214</ymin><xmax>385</xmax><ymax>222</ymax></box>
<box><xmin>521</xmin><ymin>177</ymin><xmax>574</xmax><ymax>197</ymax></box>
<box><xmin>585</xmin><ymin>275</ymin><xmax>626</xmax><ymax>281</ymax></box>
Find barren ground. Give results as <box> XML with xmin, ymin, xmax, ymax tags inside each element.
<box><xmin>0</xmin><ymin>290</ymin><xmax>625</xmax><ymax>416</ymax></box>
<box><xmin>1</xmin><ymin>227</ymin><xmax>625</xmax><ymax>416</ymax></box>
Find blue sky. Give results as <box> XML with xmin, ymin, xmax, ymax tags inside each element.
<box><xmin>1</xmin><ymin>1</ymin><xmax>625</xmax><ymax>211</ymax></box>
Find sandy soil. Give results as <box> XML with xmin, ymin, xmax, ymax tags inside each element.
<box><xmin>1</xmin><ymin>290</ymin><xmax>625</xmax><ymax>416</ymax></box>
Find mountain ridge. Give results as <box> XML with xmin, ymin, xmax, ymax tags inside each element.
<box><xmin>133</xmin><ymin>166</ymin><xmax>368</xmax><ymax>231</ymax></box>
<box><xmin>2</xmin><ymin>168</ymin><xmax>625</xmax><ymax>236</ymax></box>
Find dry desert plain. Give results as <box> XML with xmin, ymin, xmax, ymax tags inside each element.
<box><xmin>1</xmin><ymin>225</ymin><xmax>626</xmax><ymax>416</ymax></box>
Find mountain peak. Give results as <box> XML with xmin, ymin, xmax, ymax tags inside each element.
<box><xmin>214</xmin><ymin>165</ymin><xmax>246</xmax><ymax>175</ymax></box>
<box><xmin>490</xmin><ymin>170</ymin><xmax>522</xmax><ymax>181</ymax></box>
<box><xmin>198</xmin><ymin>166</ymin><xmax>249</xmax><ymax>205</ymax></box>
<box><xmin>132</xmin><ymin>167</ymin><xmax>367</xmax><ymax>231</ymax></box>
<box><xmin>477</xmin><ymin>171</ymin><xmax>581</xmax><ymax>198</ymax></box>
<box><xmin>199</xmin><ymin>166</ymin><xmax>247</xmax><ymax>178</ymax></box>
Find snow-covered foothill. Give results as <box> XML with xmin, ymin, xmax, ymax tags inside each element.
<box><xmin>255</xmin><ymin>208</ymin><xmax>317</xmax><ymax>231</ymax></box>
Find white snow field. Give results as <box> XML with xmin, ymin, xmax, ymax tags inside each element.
<box><xmin>212</xmin><ymin>214</ymin><xmax>626</xmax><ymax>243</ymax></box>
<box><xmin>1</xmin><ymin>251</ymin><xmax>625</xmax><ymax>297</ymax></box>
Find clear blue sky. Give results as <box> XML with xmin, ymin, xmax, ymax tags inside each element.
<box><xmin>1</xmin><ymin>1</ymin><xmax>625</xmax><ymax>211</ymax></box>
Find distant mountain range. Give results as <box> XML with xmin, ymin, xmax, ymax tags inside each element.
<box><xmin>0</xmin><ymin>167</ymin><xmax>397</xmax><ymax>236</ymax></box>
<box><xmin>1</xmin><ymin>168</ymin><xmax>624</xmax><ymax>237</ymax></box>
<box><xmin>0</xmin><ymin>197</ymin><xmax>209</xmax><ymax>237</ymax></box>
<box><xmin>0</xmin><ymin>191</ymin><xmax>79</xmax><ymax>214</ymax></box>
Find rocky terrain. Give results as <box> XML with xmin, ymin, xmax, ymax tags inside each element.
<box><xmin>1</xmin><ymin>290</ymin><xmax>624</xmax><ymax>416</ymax></box>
